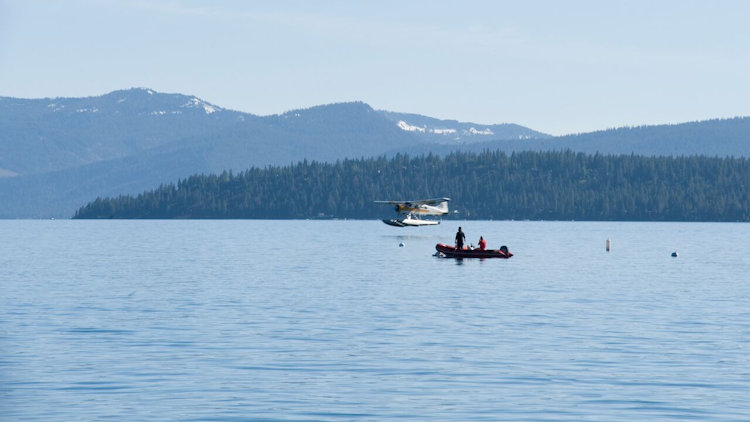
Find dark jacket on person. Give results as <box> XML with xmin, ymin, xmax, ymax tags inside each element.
<box><xmin>455</xmin><ymin>229</ymin><xmax>466</xmax><ymax>249</ymax></box>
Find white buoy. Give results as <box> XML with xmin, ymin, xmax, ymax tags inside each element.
<box><xmin>606</xmin><ymin>238</ymin><xmax>611</xmax><ymax>252</ymax></box>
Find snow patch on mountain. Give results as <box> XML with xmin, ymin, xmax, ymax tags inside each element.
<box><xmin>398</xmin><ymin>120</ymin><xmax>493</xmax><ymax>137</ymax></box>
<box><xmin>468</xmin><ymin>127</ymin><xmax>494</xmax><ymax>135</ymax></box>
<box><xmin>397</xmin><ymin>120</ymin><xmax>459</xmax><ymax>136</ymax></box>
<box><xmin>151</xmin><ymin>110</ymin><xmax>183</xmax><ymax>116</ymax></box>
<box><xmin>0</xmin><ymin>167</ymin><xmax>19</xmax><ymax>178</ymax></box>
<box><xmin>397</xmin><ymin>120</ymin><xmax>426</xmax><ymax>133</ymax></box>
<box><xmin>182</xmin><ymin>97</ymin><xmax>221</xmax><ymax>114</ymax></box>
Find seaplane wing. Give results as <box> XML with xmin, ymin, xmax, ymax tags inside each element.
<box><xmin>375</xmin><ymin>197</ymin><xmax>450</xmax><ymax>227</ymax></box>
<box><xmin>374</xmin><ymin>197</ymin><xmax>449</xmax><ymax>207</ymax></box>
<box><xmin>374</xmin><ymin>197</ymin><xmax>450</xmax><ymax>215</ymax></box>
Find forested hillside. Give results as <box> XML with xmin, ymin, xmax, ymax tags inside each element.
<box><xmin>1</xmin><ymin>89</ymin><xmax>545</xmax><ymax>217</ymax></box>
<box><xmin>74</xmin><ymin>151</ymin><xmax>750</xmax><ymax>221</ymax></box>
<box><xmin>3</xmin><ymin>89</ymin><xmax>750</xmax><ymax>218</ymax></box>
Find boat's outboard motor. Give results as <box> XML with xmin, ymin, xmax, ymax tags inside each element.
<box><xmin>500</xmin><ymin>245</ymin><xmax>509</xmax><ymax>255</ymax></box>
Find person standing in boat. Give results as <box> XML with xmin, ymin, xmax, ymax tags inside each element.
<box><xmin>455</xmin><ymin>227</ymin><xmax>466</xmax><ymax>250</ymax></box>
<box><xmin>478</xmin><ymin>236</ymin><xmax>487</xmax><ymax>250</ymax></box>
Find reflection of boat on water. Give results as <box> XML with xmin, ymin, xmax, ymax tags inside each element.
<box><xmin>435</xmin><ymin>243</ymin><xmax>512</xmax><ymax>259</ymax></box>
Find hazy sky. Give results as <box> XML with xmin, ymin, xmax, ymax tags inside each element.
<box><xmin>2</xmin><ymin>0</ymin><xmax>749</xmax><ymax>135</ymax></box>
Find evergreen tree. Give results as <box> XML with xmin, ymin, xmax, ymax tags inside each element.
<box><xmin>73</xmin><ymin>150</ymin><xmax>750</xmax><ymax>222</ymax></box>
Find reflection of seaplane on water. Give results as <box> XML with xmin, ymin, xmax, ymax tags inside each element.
<box><xmin>374</xmin><ymin>197</ymin><xmax>450</xmax><ymax>227</ymax></box>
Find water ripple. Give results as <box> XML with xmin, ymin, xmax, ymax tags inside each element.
<box><xmin>2</xmin><ymin>220</ymin><xmax>749</xmax><ymax>421</ymax></box>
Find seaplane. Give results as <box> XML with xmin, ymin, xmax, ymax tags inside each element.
<box><xmin>374</xmin><ymin>197</ymin><xmax>450</xmax><ymax>227</ymax></box>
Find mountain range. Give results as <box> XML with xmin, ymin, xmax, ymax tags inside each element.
<box><xmin>1</xmin><ymin>88</ymin><xmax>749</xmax><ymax>218</ymax></box>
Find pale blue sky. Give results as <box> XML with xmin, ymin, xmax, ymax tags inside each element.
<box><xmin>1</xmin><ymin>0</ymin><xmax>749</xmax><ymax>135</ymax></box>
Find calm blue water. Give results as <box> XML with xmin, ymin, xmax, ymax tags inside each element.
<box><xmin>1</xmin><ymin>220</ymin><xmax>749</xmax><ymax>421</ymax></box>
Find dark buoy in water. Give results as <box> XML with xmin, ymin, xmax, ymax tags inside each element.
<box><xmin>671</xmin><ymin>251</ymin><xmax>679</xmax><ymax>257</ymax></box>
<box><xmin>399</xmin><ymin>242</ymin><xmax>405</xmax><ymax>247</ymax></box>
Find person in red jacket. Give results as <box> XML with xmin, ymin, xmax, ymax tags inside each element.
<box><xmin>478</xmin><ymin>236</ymin><xmax>487</xmax><ymax>250</ymax></box>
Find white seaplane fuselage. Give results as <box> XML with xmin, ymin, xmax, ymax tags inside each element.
<box><xmin>376</xmin><ymin>197</ymin><xmax>450</xmax><ymax>227</ymax></box>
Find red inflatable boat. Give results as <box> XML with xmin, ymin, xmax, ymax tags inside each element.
<box><xmin>435</xmin><ymin>243</ymin><xmax>513</xmax><ymax>259</ymax></box>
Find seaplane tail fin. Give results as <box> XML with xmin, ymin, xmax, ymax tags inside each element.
<box><xmin>435</xmin><ymin>199</ymin><xmax>449</xmax><ymax>214</ymax></box>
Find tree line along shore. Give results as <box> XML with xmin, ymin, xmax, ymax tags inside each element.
<box><xmin>73</xmin><ymin>150</ymin><xmax>750</xmax><ymax>221</ymax></box>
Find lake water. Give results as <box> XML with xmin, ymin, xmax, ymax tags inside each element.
<box><xmin>1</xmin><ymin>220</ymin><xmax>749</xmax><ymax>421</ymax></box>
